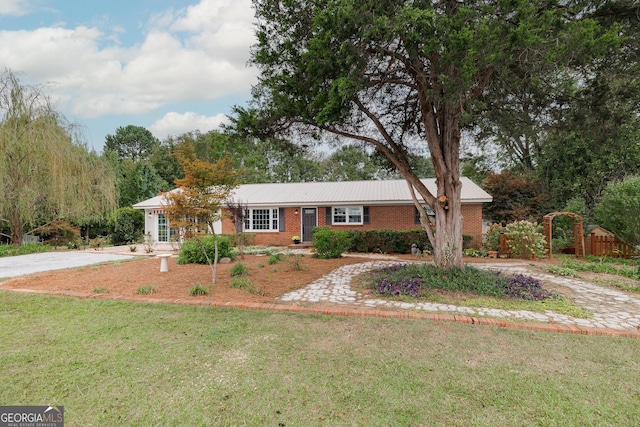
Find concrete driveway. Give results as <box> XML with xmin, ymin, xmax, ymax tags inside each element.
<box><xmin>0</xmin><ymin>251</ymin><xmax>135</xmax><ymax>279</ymax></box>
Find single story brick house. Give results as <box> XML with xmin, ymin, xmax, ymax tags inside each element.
<box><xmin>133</xmin><ymin>177</ymin><xmax>492</xmax><ymax>248</ymax></box>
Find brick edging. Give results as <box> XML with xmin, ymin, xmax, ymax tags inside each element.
<box><xmin>2</xmin><ymin>288</ymin><xmax>639</xmax><ymax>339</ymax></box>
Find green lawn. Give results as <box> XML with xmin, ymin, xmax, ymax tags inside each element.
<box><xmin>1</xmin><ymin>292</ymin><xmax>639</xmax><ymax>426</ymax></box>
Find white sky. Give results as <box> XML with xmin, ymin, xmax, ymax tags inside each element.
<box><xmin>0</xmin><ymin>0</ymin><xmax>258</xmax><ymax>151</ymax></box>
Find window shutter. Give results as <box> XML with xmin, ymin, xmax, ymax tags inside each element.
<box><xmin>279</xmin><ymin>208</ymin><xmax>285</xmax><ymax>231</ymax></box>
<box><xmin>325</xmin><ymin>207</ymin><xmax>332</xmax><ymax>225</ymax></box>
<box><xmin>414</xmin><ymin>207</ymin><xmax>420</xmax><ymax>224</ymax></box>
<box><xmin>363</xmin><ymin>206</ymin><xmax>370</xmax><ymax>224</ymax></box>
<box><xmin>236</xmin><ymin>218</ymin><xmax>243</xmax><ymax>232</ymax></box>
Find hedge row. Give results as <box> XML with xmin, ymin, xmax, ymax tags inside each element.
<box><xmin>313</xmin><ymin>227</ymin><xmax>474</xmax><ymax>256</ymax></box>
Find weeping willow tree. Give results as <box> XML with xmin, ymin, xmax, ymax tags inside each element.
<box><xmin>0</xmin><ymin>69</ymin><xmax>117</xmax><ymax>246</ymax></box>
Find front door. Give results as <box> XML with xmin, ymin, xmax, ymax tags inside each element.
<box><xmin>302</xmin><ymin>208</ymin><xmax>317</xmax><ymax>242</ymax></box>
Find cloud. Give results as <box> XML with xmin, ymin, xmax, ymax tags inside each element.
<box><xmin>0</xmin><ymin>0</ymin><xmax>258</xmax><ymax>118</ymax></box>
<box><xmin>0</xmin><ymin>0</ymin><xmax>31</xmax><ymax>16</ymax></box>
<box><xmin>149</xmin><ymin>111</ymin><xmax>229</xmax><ymax>139</ymax></box>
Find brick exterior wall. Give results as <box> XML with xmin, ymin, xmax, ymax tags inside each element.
<box><xmin>222</xmin><ymin>203</ymin><xmax>485</xmax><ymax>249</ymax></box>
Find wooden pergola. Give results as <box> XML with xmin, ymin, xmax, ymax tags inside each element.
<box><xmin>542</xmin><ymin>212</ymin><xmax>586</xmax><ymax>260</ymax></box>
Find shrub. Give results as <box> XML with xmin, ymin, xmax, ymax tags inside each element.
<box><xmin>230</xmin><ymin>262</ymin><xmax>249</xmax><ymax>277</ymax></box>
<box><xmin>344</xmin><ymin>229</ymin><xmax>432</xmax><ymax>254</ymax></box>
<box><xmin>463</xmin><ymin>248</ymin><xmax>486</xmax><ymax>257</ymax></box>
<box><xmin>594</xmin><ymin>176</ymin><xmax>640</xmax><ymax>246</ymax></box>
<box><xmin>108</xmin><ymin>207</ymin><xmax>145</xmax><ymax>245</ymax></box>
<box><xmin>177</xmin><ymin>235</ymin><xmax>234</xmax><ymax>264</ymax></box>
<box><xmin>462</xmin><ymin>234</ymin><xmax>474</xmax><ymax>249</ymax></box>
<box><xmin>32</xmin><ymin>220</ymin><xmax>81</xmax><ymax>249</ymax></box>
<box><xmin>483</xmin><ymin>223</ymin><xmax>505</xmax><ymax>252</ymax></box>
<box><xmin>504</xmin><ymin>220</ymin><xmax>546</xmax><ymax>259</ymax></box>
<box><xmin>312</xmin><ymin>227</ymin><xmax>352</xmax><ymax>258</ymax></box>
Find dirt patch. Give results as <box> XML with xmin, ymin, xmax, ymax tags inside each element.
<box><xmin>1</xmin><ymin>254</ymin><xmax>365</xmax><ymax>303</ymax></box>
<box><xmin>0</xmin><ymin>253</ymin><xmax>589</xmax><ymax>305</ymax></box>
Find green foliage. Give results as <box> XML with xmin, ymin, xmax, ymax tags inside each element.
<box><xmin>234</xmin><ymin>0</ymin><xmax>620</xmax><ymax>268</ymax></box>
<box><xmin>92</xmin><ymin>287</ymin><xmax>110</xmax><ymax>294</ymax></box>
<box><xmin>117</xmin><ymin>160</ymin><xmax>166</xmax><ymax>208</ymax></box>
<box><xmin>562</xmin><ymin>259</ymin><xmax>638</xmax><ymax>279</ymax></box>
<box><xmin>0</xmin><ymin>243</ymin><xmax>50</xmax><ymax>257</ymax></box>
<box><xmin>104</xmin><ymin>125</ymin><xmax>159</xmax><ymax>163</ymax></box>
<box><xmin>136</xmin><ymin>285</ymin><xmax>155</xmax><ymax>295</ymax></box>
<box><xmin>462</xmin><ymin>235</ymin><xmax>474</xmax><ymax>250</ymax></box>
<box><xmin>539</xmin><ymin>70</ymin><xmax>640</xmax><ymax>209</ymax></box>
<box><xmin>189</xmin><ymin>284</ymin><xmax>209</xmax><ymax>296</ymax></box>
<box><xmin>229</xmin><ymin>277</ymin><xmax>259</xmax><ymax>294</ymax></box>
<box><xmin>345</xmin><ymin>229</ymin><xmax>432</xmax><ymax>254</ymax></box>
<box><xmin>585</xmin><ymin>255</ymin><xmax>640</xmax><ymax>267</ymax></box>
<box><xmin>108</xmin><ymin>207</ymin><xmax>145</xmax><ymax>245</ymax></box>
<box><xmin>267</xmin><ymin>253</ymin><xmax>283</xmax><ymax>265</ymax></box>
<box><xmin>482</xmin><ymin>223</ymin><xmax>505</xmax><ymax>252</ymax></box>
<box><xmin>594</xmin><ymin>176</ymin><xmax>640</xmax><ymax>246</ymax></box>
<box><xmin>547</xmin><ymin>265</ymin><xmax>578</xmax><ymax>277</ymax></box>
<box><xmin>504</xmin><ymin>221</ymin><xmax>546</xmax><ymax>259</ymax></box>
<box><xmin>363</xmin><ymin>263</ymin><xmax>506</xmax><ymax>298</ymax></box>
<box><xmin>563</xmin><ymin>197</ymin><xmax>590</xmax><ymax>224</ymax></box>
<box><xmin>312</xmin><ymin>227</ymin><xmax>352</xmax><ymax>259</ymax></box>
<box><xmin>0</xmin><ymin>69</ymin><xmax>117</xmax><ymax>245</ymax></box>
<box><xmin>177</xmin><ymin>235</ymin><xmax>234</xmax><ymax>264</ymax></box>
<box><xmin>463</xmin><ymin>248</ymin><xmax>486</xmax><ymax>258</ymax></box>
<box><xmin>229</xmin><ymin>263</ymin><xmax>250</xmax><ymax>277</ymax></box>
<box><xmin>149</xmin><ymin>139</ymin><xmax>184</xmax><ymax>187</ymax></box>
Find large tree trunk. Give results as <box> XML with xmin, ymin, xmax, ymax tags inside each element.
<box><xmin>422</xmin><ymin>100</ymin><xmax>465</xmax><ymax>269</ymax></box>
<box><xmin>9</xmin><ymin>213</ymin><xmax>23</xmax><ymax>247</ymax></box>
<box><xmin>431</xmin><ymin>179</ymin><xmax>464</xmax><ymax>268</ymax></box>
<box><xmin>398</xmin><ymin>162</ymin><xmax>464</xmax><ymax>269</ymax></box>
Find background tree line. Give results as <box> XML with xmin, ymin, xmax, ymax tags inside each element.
<box><xmin>104</xmin><ymin>125</ymin><xmax>436</xmax><ymax>211</ymax></box>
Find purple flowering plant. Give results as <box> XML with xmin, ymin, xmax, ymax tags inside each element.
<box><xmin>366</xmin><ymin>263</ymin><xmax>553</xmax><ymax>301</ymax></box>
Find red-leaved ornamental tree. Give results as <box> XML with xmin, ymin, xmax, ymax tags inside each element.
<box><xmin>164</xmin><ymin>142</ymin><xmax>238</xmax><ymax>284</ymax></box>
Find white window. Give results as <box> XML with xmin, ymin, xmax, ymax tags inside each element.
<box><xmin>157</xmin><ymin>214</ymin><xmax>179</xmax><ymax>242</ymax></box>
<box><xmin>244</xmin><ymin>208</ymin><xmax>279</xmax><ymax>231</ymax></box>
<box><xmin>333</xmin><ymin>206</ymin><xmax>363</xmax><ymax>225</ymax></box>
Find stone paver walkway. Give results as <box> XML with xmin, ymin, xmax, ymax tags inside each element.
<box><xmin>279</xmin><ymin>261</ymin><xmax>640</xmax><ymax>332</ymax></box>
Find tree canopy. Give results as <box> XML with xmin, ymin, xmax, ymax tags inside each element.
<box><xmin>0</xmin><ymin>69</ymin><xmax>117</xmax><ymax>245</ymax></box>
<box><xmin>104</xmin><ymin>125</ymin><xmax>160</xmax><ymax>163</ymax></box>
<box><xmin>473</xmin><ymin>2</ymin><xmax>640</xmax><ymax>209</ymax></box>
<box><xmin>233</xmin><ymin>0</ymin><xmax>620</xmax><ymax>268</ymax></box>
<box><xmin>594</xmin><ymin>176</ymin><xmax>640</xmax><ymax>246</ymax></box>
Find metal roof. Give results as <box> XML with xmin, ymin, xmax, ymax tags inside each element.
<box><xmin>133</xmin><ymin>177</ymin><xmax>492</xmax><ymax>209</ymax></box>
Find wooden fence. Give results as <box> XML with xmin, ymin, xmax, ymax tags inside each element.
<box><xmin>588</xmin><ymin>234</ymin><xmax>638</xmax><ymax>259</ymax></box>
